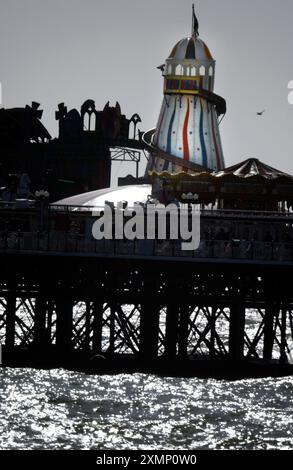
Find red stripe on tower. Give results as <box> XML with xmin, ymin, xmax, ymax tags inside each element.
<box><xmin>183</xmin><ymin>97</ymin><xmax>190</xmax><ymax>161</ymax></box>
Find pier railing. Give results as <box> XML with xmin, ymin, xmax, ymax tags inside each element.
<box><xmin>1</xmin><ymin>203</ymin><xmax>293</xmax><ymax>262</ymax></box>
<box><xmin>0</xmin><ymin>230</ymin><xmax>293</xmax><ymax>262</ymax></box>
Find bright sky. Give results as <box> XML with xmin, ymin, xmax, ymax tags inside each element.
<box><xmin>1</xmin><ymin>0</ymin><xmax>293</xmax><ymax>181</ymax></box>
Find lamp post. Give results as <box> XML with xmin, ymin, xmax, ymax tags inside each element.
<box><xmin>35</xmin><ymin>190</ymin><xmax>50</xmax><ymax>232</ymax></box>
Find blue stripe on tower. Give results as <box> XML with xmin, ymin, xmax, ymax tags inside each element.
<box><xmin>166</xmin><ymin>99</ymin><xmax>177</xmax><ymax>155</ymax></box>
<box><xmin>199</xmin><ymin>99</ymin><xmax>207</xmax><ymax>167</ymax></box>
<box><xmin>162</xmin><ymin>158</ymin><xmax>170</xmax><ymax>171</ymax></box>
<box><xmin>211</xmin><ymin>108</ymin><xmax>221</xmax><ymax>171</ymax></box>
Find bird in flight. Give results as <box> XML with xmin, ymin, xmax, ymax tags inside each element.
<box><xmin>256</xmin><ymin>110</ymin><xmax>266</xmax><ymax>116</ymax></box>
<box><xmin>157</xmin><ymin>64</ymin><xmax>165</xmax><ymax>73</ymax></box>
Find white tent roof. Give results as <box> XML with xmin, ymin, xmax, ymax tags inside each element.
<box><xmin>52</xmin><ymin>184</ymin><xmax>152</xmax><ymax>208</ymax></box>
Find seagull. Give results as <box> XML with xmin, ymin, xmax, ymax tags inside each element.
<box><xmin>256</xmin><ymin>109</ymin><xmax>266</xmax><ymax>116</ymax></box>
<box><xmin>157</xmin><ymin>64</ymin><xmax>165</xmax><ymax>72</ymax></box>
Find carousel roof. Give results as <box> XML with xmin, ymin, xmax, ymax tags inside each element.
<box><xmin>149</xmin><ymin>158</ymin><xmax>293</xmax><ymax>182</ymax></box>
<box><xmin>215</xmin><ymin>158</ymin><xmax>293</xmax><ymax>179</ymax></box>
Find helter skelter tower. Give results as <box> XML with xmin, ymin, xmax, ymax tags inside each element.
<box><xmin>144</xmin><ymin>6</ymin><xmax>226</xmax><ymax>173</ymax></box>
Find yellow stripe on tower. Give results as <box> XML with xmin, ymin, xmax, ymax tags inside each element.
<box><xmin>203</xmin><ymin>43</ymin><xmax>213</xmax><ymax>60</ymax></box>
<box><xmin>169</xmin><ymin>42</ymin><xmax>179</xmax><ymax>58</ymax></box>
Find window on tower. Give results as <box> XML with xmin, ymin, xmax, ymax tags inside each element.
<box><xmin>191</xmin><ymin>66</ymin><xmax>197</xmax><ymax>76</ymax></box>
<box><xmin>200</xmin><ymin>66</ymin><xmax>206</xmax><ymax>76</ymax></box>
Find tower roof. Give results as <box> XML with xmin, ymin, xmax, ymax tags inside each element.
<box><xmin>168</xmin><ymin>5</ymin><xmax>213</xmax><ymax>62</ymax></box>
<box><xmin>168</xmin><ymin>37</ymin><xmax>213</xmax><ymax>61</ymax></box>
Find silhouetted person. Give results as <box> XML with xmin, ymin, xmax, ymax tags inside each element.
<box><xmin>17</xmin><ymin>173</ymin><xmax>31</xmax><ymax>198</ymax></box>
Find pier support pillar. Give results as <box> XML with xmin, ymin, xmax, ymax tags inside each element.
<box><xmin>34</xmin><ymin>294</ymin><xmax>47</xmax><ymax>349</ymax></box>
<box><xmin>229</xmin><ymin>301</ymin><xmax>245</xmax><ymax>360</ymax></box>
<box><xmin>263</xmin><ymin>304</ymin><xmax>276</xmax><ymax>361</ymax></box>
<box><xmin>178</xmin><ymin>305</ymin><xmax>189</xmax><ymax>358</ymax></box>
<box><xmin>108</xmin><ymin>303</ymin><xmax>115</xmax><ymax>356</ymax></box>
<box><xmin>140</xmin><ymin>300</ymin><xmax>160</xmax><ymax>361</ymax></box>
<box><xmin>165</xmin><ymin>303</ymin><xmax>179</xmax><ymax>358</ymax></box>
<box><xmin>83</xmin><ymin>301</ymin><xmax>92</xmax><ymax>354</ymax></box>
<box><xmin>46</xmin><ymin>300</ymin><xmax>54</xmax><ymax>345</ymax></box>
<box><xmin>5</xmin><ymin>290</ymin><xmax>16</xmax><ymax>350</ymax></box>
<box><xmin>92</xmin><ymin>301</ymin><xmax>104</xmax><ymax>354</ymax></box>
<box><xmin>280</xmin><ymin>308</ymin><xmax>287</xmax><ymax>364</ymax></box>
<box><xmin>210</xmin><ymin>307</ymin><xmax>217</xmax><ymax>359</ymax></box>
<box><xmin>56</xmin><ymin>294</ymin><xmax>73</xmax><ymax>353</ymax></box>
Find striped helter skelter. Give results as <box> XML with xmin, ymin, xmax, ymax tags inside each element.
<box><xmin>149</xmin><ymin>7</ymin><xmax>225</xmax><ymax>174</ymax></box>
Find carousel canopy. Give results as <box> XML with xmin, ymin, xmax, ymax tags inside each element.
<box><xmin>215</xmin><ymin>158</ymin><xmax>293</xmax><ymax>180</ymax></box>
<box><xmin>149</xmin><ymin>158</ymin><xmax>293</xmax><ymax>182</ymax></box>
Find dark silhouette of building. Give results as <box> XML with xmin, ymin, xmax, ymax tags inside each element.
<box><xmin>0</xmin><ymin>100</ymin><xmax>145</xmax><ymax>201</ymax></box>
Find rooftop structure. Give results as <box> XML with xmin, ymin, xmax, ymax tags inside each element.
<box><xmin>0</xmin><ymin>100</ymin><xmax>146</xmax><ymax>201</ymax></box>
